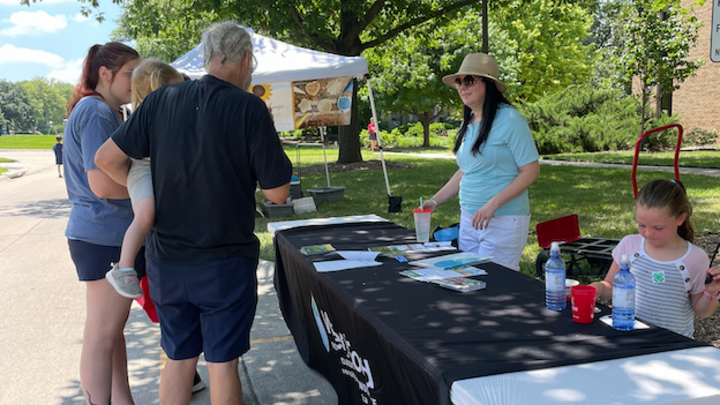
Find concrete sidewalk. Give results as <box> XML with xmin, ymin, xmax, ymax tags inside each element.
<box><xmin>0</xmin><ymin>149</ymin><xmax>336</xmax><ymax>405</ymax></box>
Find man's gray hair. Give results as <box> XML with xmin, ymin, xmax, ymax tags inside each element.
<box><xmin>202</xmin><ymin>21</ymin><xmax>252</xmax><ymax>68</ymax></box>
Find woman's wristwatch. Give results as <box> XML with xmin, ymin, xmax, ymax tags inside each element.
<box><xmin>702</xmin><ymin>289</ymin><xmax>720</xmax><ymax>300</ymax></box>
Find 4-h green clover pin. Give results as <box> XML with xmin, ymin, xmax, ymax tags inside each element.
<box><xmin>652</xmin><ymin>271</ymin><xmax>665</xmax><ymax>283</ymax></box>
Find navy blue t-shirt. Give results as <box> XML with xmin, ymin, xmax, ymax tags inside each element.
<box><xmin>111</xmin><ymin>75</ymin><xmax>292</xmax><ymax>265</ymax></box>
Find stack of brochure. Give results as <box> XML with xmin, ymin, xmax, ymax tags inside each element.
<box><xmin>407</xmin><ymin>252</ymin><xmax>492</xmax><ymax>269</ymax></box>
<box><xmin>400</xmin><ymin>266</ymin><xmax>488</xmax><ymax>292</ymax></box>
<box><xmin>399</xmin><ymin>252</ymin><xmax>493</xmax><ymax>292</ymax></box>
<box><xmin>300</xmin><ymin>244</ymin><xmax>336</xmax><ymax>255</ymax></box>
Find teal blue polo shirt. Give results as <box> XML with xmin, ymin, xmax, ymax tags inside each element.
<box><xmin>456</xmin><ymin>105</ymin><xmax>539</xmax><ymax>216</ymax></box>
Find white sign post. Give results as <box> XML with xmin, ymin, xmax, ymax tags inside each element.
<box><xmin>712</xmin><ymin>0</ymin><xmax>720</xmax><ymax>62</ymax></box>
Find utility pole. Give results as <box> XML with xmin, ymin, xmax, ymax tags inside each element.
<box><xmin>482</xmin><ymin>0</ymin><xmax>488</xmax><ymax>53</ymax></box>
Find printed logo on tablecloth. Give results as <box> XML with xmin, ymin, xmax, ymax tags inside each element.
<box><xmin>311</xmin><ymin>295</ymin><xmax>330</xmax><ymax>352</ymax></box>
<box><xmin>310</xmin><ymin>293</ymin><xmax>377</xmax><ymax>404</ymax></box>
<box><xmin>652</xmin><ymin>271</ymin><xmax>665</xmax><ymax>283</ymax></box>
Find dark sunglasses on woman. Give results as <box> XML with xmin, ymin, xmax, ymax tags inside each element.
<box><xmin>454</xmin><ymin>75</ymin><xmax>479</xmax><ymax>88</ymax></box>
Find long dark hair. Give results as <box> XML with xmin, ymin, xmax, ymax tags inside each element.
<box><xmin>453</xmin><ymin>78</ymin><xmax>512</xmax><ymax>155</ymax></box>
<box><xmin>636</xmin><ymin>179</ymin><xmax>694</xmax><ymax>242</ymax></box>
<box><xmin>67</xmin><ymin>42</ymin><xmax>139</xmax><ymax>115</ymax></box>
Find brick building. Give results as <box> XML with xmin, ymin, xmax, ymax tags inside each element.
<box><xmin>672</xmin><ymin>1</ymin><xmax>720</xmax><ymax>133</ymax></box>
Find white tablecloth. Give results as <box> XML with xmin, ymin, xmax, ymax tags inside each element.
<box><xmin>450</xmin><ymin>346</ymin><xmax>720</xmax><ymax>405</ymax></box>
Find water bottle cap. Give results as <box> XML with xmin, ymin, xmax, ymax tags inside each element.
<box><xmin>621</xmin><ymin>254</ymin><xmax>629</xmax><ymax>264</ymax></box>
<box><xmin>550</xmin><ymin>241</ymin><xmax>560</xmax><ymax>252</ymax></box>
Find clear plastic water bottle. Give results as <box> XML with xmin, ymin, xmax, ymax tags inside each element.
<box><xmin>545</xmin><ymin>242</ymin><xmax>567</xmax><ymax>311</ymax></box>
<box><xmin>612</xmin><ymin>254</ymin><xmax>635</xmax><ymax>331</ymax></box>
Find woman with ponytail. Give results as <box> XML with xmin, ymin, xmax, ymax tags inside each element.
<box><xmin>591</xmin><ymin>179</ymin><xmax>720</xmax><ymax>338</ymax></box>
<box><xmin>63</xmin><ymin>42</ymin><xmax>140</xmax><ymax>405</ymax></box>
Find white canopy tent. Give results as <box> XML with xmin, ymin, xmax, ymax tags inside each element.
<box><xmin>171</xmin><ymin>27</ymin><xmax>397</xmax><ymax>209</ymax></box>
<box><xmin>172</xmin><ymin>28</ymin><xmax>369</xmax><ymax>85</ymax></box>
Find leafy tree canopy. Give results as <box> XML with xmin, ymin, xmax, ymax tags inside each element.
<box><xmin>21</xmin><ymin>77</ymin><xmax>73</xmax><ymax>133</ymax></box>
<box><xmin>0</xmin><ymin>80</ymin><xmax>35</xmax><ymax>133</ymax></box>
<box><xmin>614</xmin><ymin>0</ymin><xmax>704</xmax><ymax>134</ymax></box>
<box><xmin>491</xmin><ymin>0</ymin><xmax>595</xmax><ymax>102</ymax></box>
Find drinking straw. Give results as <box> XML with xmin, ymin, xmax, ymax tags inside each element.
<box><xmin>420</xmin><ymin>197</ymin><xmax>423</xmax><ymax>209</ymax></box>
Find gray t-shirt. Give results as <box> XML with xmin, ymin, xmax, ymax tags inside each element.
<box><xmin>63</xmin><ymin>96</ymin><xmax>134</xmax><ymax>246</ymax></box>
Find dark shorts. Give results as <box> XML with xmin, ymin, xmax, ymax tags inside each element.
<box><xmin>68</xmin><ymin>239</ymin><xmax>146</xmax><ymax>281</ymax></box>
<box><xmin>55</xmin><ymin>155</ymin><xmax>63</xmax><ymax>165</ymax></box>
<box><xmin>368</xmin><ymin>132</ymin><xmax>377</xmax><ymax>141</ymax></box>
<box><xmin>147</xmin><ymin>254</ymin><xmax>258</xmax><ymax>363</ymax></box>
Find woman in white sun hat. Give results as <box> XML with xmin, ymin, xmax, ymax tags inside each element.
<box><xmin>422</xmin><ymin>53</ymin><xmax>540</xmax><ymax>271</ymax></box>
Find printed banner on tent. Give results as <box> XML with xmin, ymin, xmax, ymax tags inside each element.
<box><xmin>250</xmin><ymin>76</ymin><xmax>353</xmax><ymax>132</ymax></box>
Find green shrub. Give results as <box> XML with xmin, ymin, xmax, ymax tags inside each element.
<box><xmin>683</xmin><ymin>127</ymin><xmax>719</xmax><ymax>147</ymax></box>
<box><xmin>516</xmin><ymin>85</ymin><xmax>679</xmax><ymax>154</ymax></box>
<box><xmin>404</xmin><ymin>123</ymin><xmax>424</xmax><ymax>138</ymax></box>
<box><xmin>360</xmin><ymin>128</ymin><xmax>454</xmax><ymax>149</ymax></box>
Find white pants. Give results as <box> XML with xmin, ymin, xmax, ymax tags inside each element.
<box><xmin>458</xmin><ymin>209</ymin><xmax>530</xmax><ymax>271</ymax></box>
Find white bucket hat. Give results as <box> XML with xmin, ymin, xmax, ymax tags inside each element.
<box><xmin>442</xmin><ymin>53</ymin><xmax>506</xmax><ymax>94</ymax></box>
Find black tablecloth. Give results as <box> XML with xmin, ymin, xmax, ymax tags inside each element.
<box><xmin>273</xmin><ymin>221</ymin><xmax>705</xmax><ymax>405</ymax></box>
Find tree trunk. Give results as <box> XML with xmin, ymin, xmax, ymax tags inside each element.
<box><xmin>337</xmin><ymin>78</ymin><xmax>363</xmax><ymax>164</ymax></box>
<box><xmin>640</xmin><ymin>87</ymin><xmax>647</xmax><ymax>138</ymax></box>
<box><xmin>421</xmin><ymin>111</ymin><xmax>432</xmax><ymax>147</ymax></box>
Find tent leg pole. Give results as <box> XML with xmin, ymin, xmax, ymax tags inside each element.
<box><xmin>320</xmin><ymin>127</ymin><xmax>331</xmax><ymax>187</ymax></box>
<box><xmin>366</xmin><ymin>77</ymin><xmax>392</xmax><ymax>196</ymax></box>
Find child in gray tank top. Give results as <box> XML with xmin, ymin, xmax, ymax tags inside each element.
<box><xmin>591</xmin><ymin>180</ymin><xmax>719</xmax><ymax>338</ymax></box>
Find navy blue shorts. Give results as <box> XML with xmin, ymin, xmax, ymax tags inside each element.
<box><xmin>146</xmin><ymin>254</ymin><xmax>258</xmax><ymax>363</ymax></box>
<box><xmin>68</xmin><ymin>239</ymin><xmax>146</xmax><ymax>281</ymax></box>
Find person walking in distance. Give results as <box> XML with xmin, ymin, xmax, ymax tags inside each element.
<box><xmin>53</xmin><ymin>135</ymin><xmax>64</xmax><ymax>178</ymax></box>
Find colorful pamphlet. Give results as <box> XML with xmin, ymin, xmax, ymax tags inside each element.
<box><xmin>430</xmin><ymin>277</ymin><xmax>487</xmax><ymax>292</ymax></box>
<box><xmin>368</xmin><ymin>242</ymin><xmax>456</xmax><ymax>255</ymax></box>
<box><xmin>408</xmin><ymin>252</ymin><xmax>492</xmax><ymax>270</ymax></box>
<box><xmin>400</xmin><ymin>266</ymin><xmax>487</xmax><ymax>282</ymax></box>
<box><xmin>300</xmin><ymin>244</ymin><xmax>336</xmax><ymax>255</ymax></box>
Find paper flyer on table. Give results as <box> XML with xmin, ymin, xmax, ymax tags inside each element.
<box><xmin>408</xmin><ymin>252</ymin><xmax>492</xmax><ymax>270</ymax></box>
<box><xmin>314</xmin><ymin>260</ymin><xmax>382</xmax><ymax>272</ymax></box>
<box><xmin>430</xmin><ymin>277</ymin><xmax>487</xmax><ymax>292</ymax></box>
<box><xmin>336</xmin><ymin>251</ymin><xmax>380</xmax><ymax>261</ymax></box>
<box><xmin>400</xmin><ymin>267</ymin><xmax>487</xmax><ymax>282</ymax></box>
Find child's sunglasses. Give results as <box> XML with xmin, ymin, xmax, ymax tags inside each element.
<box><xmin>454</xmin><ymin>75</ymin><xmax>479</xmax><ymax>88</ymax></box>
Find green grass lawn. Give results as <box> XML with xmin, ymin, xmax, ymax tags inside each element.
<box><xmin>256</xmin><ymin>155</ymin><xmax>720</xmax><ymax>278</ymax></box>
<box><xmin>0</xmin><ymin>135</ymin><xmax>57</xmax><ymax>149</ymax></box>
<box><xmin>0</xmin><ymin>158</ymin><xmax>15</xmax><ymax>163</ymax></box>
<box><xmin>0</xmin><ymin>167</ymin><xmax>6</xmax><ymax>175</ymax></box>
<box><xmin>543</xmin><ymin>150</ymin><xmax>720</xmax><ymax>169</ymax></box>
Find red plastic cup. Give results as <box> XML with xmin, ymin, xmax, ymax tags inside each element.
<box><xmin>571</xmin><ymin>285</ymin><xmax>597</xmax><ymax>324</ymax></box>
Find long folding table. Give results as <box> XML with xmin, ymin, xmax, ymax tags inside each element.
<box><xmin>271</xmin><ymin>218</ymin><xmax>720</xmax><ymax>405</ymax></box>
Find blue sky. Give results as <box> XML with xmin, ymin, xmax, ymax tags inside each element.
<box><xmin>0</xmin><ymin>0</ymin><xmax>122</xmax><ymax>84</ymax></box>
